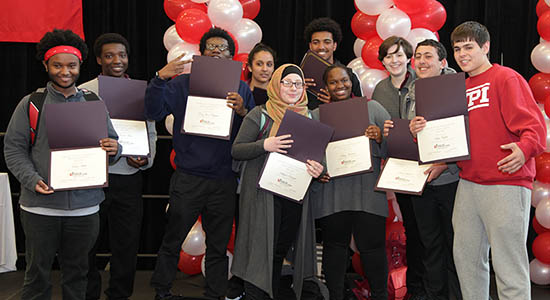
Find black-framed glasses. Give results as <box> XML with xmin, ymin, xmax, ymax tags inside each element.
<box><xmin>280</xmin><ymin>80</ymin><xmax>304</xmax><ymax>89</ymax></box>
<box><xmin>205</xmin><ymin>43</ymin><xmax>229</xmax><ymax>51</ymax></box>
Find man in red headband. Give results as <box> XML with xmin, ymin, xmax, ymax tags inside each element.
<box><xmin>3</xmin><ymin>29</ymin><xmax>121</xmax><ymax>300</ymax></box>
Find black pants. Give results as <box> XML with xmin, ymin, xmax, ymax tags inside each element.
<box><xmin>20</xmin><ymin>210</ymin><xmax>99</xmax><ymax>300</ymax></box>
<box><xmin>151</xmin><ymin>171</ymin><xmax>236</xmax><ymax>299</ymax></box>
<box><xmin>244</xmin><ymin>196</ymin><xmax>303</xmax><ymax>300</ymax></box>
<box><xmin>86</xmin><ymin>172</ymin><xmax>144</xmax><ymax>300</ymax></box>
<box><xmin>318</xmin><ymin>211</ymin><xmax>388</xmax><ymax>300</ymax></box>
<box><xmin>396</xmin><ymin>193</ymin><xmax>425</xmax><ymax>296</ymax></box>
<box><xmin>411</xmin><ymin>182</ymin><xmax>462</xmax><ymax>300</ymax></box>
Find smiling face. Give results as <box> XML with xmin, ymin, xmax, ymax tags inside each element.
<box><xmin>97</xmin><ymin>43</ymin><xmax>128</xmax><ymax>77</ymax></box>
<box><xmin>248</xmin><ymin>50</ymin><xmax>274</xmax><ymax>85</ymax></box>
<box><xmin>203</xmin><ymin>37</ymin><xmax>232</xmax><ymax>59</ymax></box>
<box><xmin>382</xmin><ymin>44</ymin><xmax>410</xmax><ymax>78</ymax></box>
<box><xmin>309</xmin><ymin>31</ymin><xmax>337</xmax><ymax>63</ymax></box>
<box><xmin>453</xmin><ymin>38</ymin><xmax>491</xmax><ymax>76</ymax></box>
<box><xmin>279</xmin><ymin>73</ymin><xmax>304</xmax><ymax>105</ymax></box>
<box><xmin>325</xmin><ymin>67</ymin><xmax>352</xmax><ymax>101</ymax></box>
<box><xmin>43</xmin><ymin>53</ymin><xmax>80</xmax><ymax>95</ymax></box>
<box><xmin>414</xmin><ymin>45</ymin><xmax>445</xmax><ymax>78</ymax></box>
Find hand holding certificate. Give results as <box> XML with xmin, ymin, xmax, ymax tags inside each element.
<box><xmin>45</xmin><ymin>101</ymin><xmax>109</xmax><ymax>191</ymax></box>
<box><xmin>181</xmin><ymin>55</ymin><xmax>242</xmax><ymax>140</ymax></box>
<box><xmin>258</xmin><ymin>110</ymin><xmax>334</xmax><ymax>202</ymax></box>
<box><xmin>415</xmin><ymin>72</ymin><xmax>470</xmax><ymax>164</ymax></box>
<box><xmin>98</xmin><ymin>76</ymin><xmax>150</xmax><ymax>157</ymax></box>
<box><xmin>319</xmin><ymin>98</ymin><xmax>373</xmax><ymax>178</ymax></box>
<box><xmin>300</xmin><ymin>50</ymin><xmax>332</xmax><ymax>95</ymax></box>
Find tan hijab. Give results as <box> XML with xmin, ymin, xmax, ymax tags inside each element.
<box><xmin>266</xmin><ymin>64</ymin><xmax>309</xmax><ymax>137</ymax></box>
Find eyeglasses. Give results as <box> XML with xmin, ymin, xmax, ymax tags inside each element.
<box><xmin>280</xmin><ymin>80</ymin><xmax>304</xmax><ymax>89</ymax></box>
<box><xmin>205</xmin><ymin>43</ymin><xmax>229</xmax><ymax>51</ymax></box>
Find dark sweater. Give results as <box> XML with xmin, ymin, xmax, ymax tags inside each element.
<box><xmin>145</xmin><ymin>74</ymin><xmax>255</xmax><ymax>178</ymax></box>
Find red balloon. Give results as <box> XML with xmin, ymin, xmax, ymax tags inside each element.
<box><xmin>409</xmin><ymin>0</ymin><xmax>447</xmax><ymax>32</ymax></box>
<box><xmin>352</xmin><ymin>252</ymin><xmax>365</xmax><ymax>277</ymax></box>
<box><xmin>361</xmin><ymin>35</ymin><xmax>384</xmax><ymax>70</ymax></box>
<box><xmin>240</xmin><ymin>0</ymin><xmax>261</xmax><ymax>19</ymax></box>
<box><xmin>386</xmin><ymin>221</ymin><xmax>405</xmax><ymax>241</ymax></box>
<box><xmin>394</xmin><ymin>0</ymin><xmax>430</xmax><ymax>14</ymax></box>
<box><xmin>351</xmin><ymin>11</ymin><xmax>378</xmax><ymax>41</ymax></box>
<box><xmin>164</xmin><ymin>0</ymin><xmax>207</xmax><ymax>22</ymax></box>
<box><xmin>433</xmin><ymin>31</ymin><xmax>439</xmax><ymax>41</ymax></box>
<box><xmin>544</xmin><ymin>95</ymin><xmax>550</xmax><ymax>119</ymax></box>
<box><xmin>530</xmin><ymin>73</ymin><xmax>550</xmax><ymax>103</ymax></box>
<box><xmin>178</xmin><ymin>251</ymin><xmax>204</xmax><ymax>275</ymax></box>
<box><xmin>537</xmin><ymin>0</ymin><xmax>550</xmax><ymax>18</ymax></box>
<box><xmin>536</xmin><ymin>152</ymin><xmax>550</xmax><ymax>183</ymax></box>
<box><xmin>175</xmin><ymin>8</ymin><xmax>212</xmax><ymax>44</ymax></box>
<box><xmin>227</xmin><ymin>221</ymin><xmax>236</xmax><ymax>253</ymax></box>
<box><xmin>538</xmin><ymin>11</ymin><xmax>550</xmax><ymax>41</ymax></box>
<box><xmin>533</xmin><ymin>232</ymin><xmax>550</xmax><ymax>264</ymax></box>
<box><xmin>169</xmin><ymin>149</ymin><xmax>176</xmax><ymax>170</ymax></box>
<box><xmin>534</xmin><ymin>216</ymin><xmax>550</xmax><ymax>234</ymax></box>
<box><xmin>233</xmin><ymin>53</ymin><xmax>249</xmax><ymax>81</ymax></box>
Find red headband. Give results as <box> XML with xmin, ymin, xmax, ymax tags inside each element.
<box><xmin>44</xmin><ymin>45</ymin><xmax>82</xmax><ymax>61</ymax></box>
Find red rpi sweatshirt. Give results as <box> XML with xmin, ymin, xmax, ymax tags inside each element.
<box><xmin>457</xmin><ymin>64</ymin><xmax>546</xmax><ymax>189</ymax></box>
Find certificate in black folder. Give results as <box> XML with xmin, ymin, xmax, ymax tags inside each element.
<box><xmin>319</xmin><ymin>97</ymin><xmax>373</xmax><ymax>178</ymax></box>
<box><xmin>375</xmin><ymin>118</ymin><xmax>431</xmax><ymax>195</ymax></box>
<box><xmin>415</xmin><ymin>72</ymin><xmax>470</xmax><ymax>164</ymax></box>
<box><xmin>258</xmin><ymin>110</ymin><xmax>334</xmax><ymax>202</ymax></box>
<box><xmin>181</xmin><ymin>55</ymin><xmax>242</xmax><ymax>140</ymax></box>
<box><xmin>300</xmin><ymin>50</ymin><xmax>332</xmax><ymax>95</ymax></box>
<box><xmin>45</xmin><ymin>101</ymin><xmax>109</xmax><ymax>191</ymax></box>
<box><xmin>98</xmin><ymin>75</ymin><xmax>150</xmax><ymax>157</ymax></box>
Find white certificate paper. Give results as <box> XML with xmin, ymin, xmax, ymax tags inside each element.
<box><xmin>325</xmin><ymin>136</ymin><xmax>372</xmax><ymax>178</ymax></box>
<box><xmin>182</xmin><ymin>96</ymin><xmax>233</xmax><ymax>139</ymax></box>
<box><xmin>49</xmin><ymin>147</ymin><xmax>107</xmax><ymax>191</ymax></box>
<box><xmin>417</xmin><ymin>115</ymin><xmax>469</xmax><ymax>163</ymax></box>
<box><xmin>111</xmin><ymin>119</ymin><xmax>149</xmax><ymax>157</ymax></box>
<box><xmin>258</xmin><ymin>153</ymin><xmax>313</xmax><ymax>202</ymax></box>
<box><xmin>376</xmin><ymin>158</ymin><xmax>432</xmax><ymax>194</ymax></box>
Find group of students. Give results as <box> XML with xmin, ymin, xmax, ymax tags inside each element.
<box><xmin>3</xmin><ymin>16</ymin><xmax>546</xmax><ymax>300</ymax></box>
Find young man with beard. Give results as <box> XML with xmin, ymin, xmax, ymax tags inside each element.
<box><xmin>303</xmin><ymin>17</ymin><xmax>363</xmax><ymax>109</ymax></box>
<box><xmin>145</xmin><ymin>27</ymin><xmax>255</xmax><ymax>300</ymax></box>
<box><xmin>79</xmin><ymin>33</ymin><xmax>157</xmax><ymax>300</ymax></box>
<box><xmin>4</xmin><ymin>29</ymin><xmax>121</xmax><ymax>300</ymax></box>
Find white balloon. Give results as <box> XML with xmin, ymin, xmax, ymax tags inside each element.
<box><xmin>532</xmin><ymin>181</ymin><xmax>550</xmax><ymax>208</ymax></box>
<box><xmin>529</xmin><ymin>259</ymin><xmax>550</xmax><ymax>285</ymax></box>
<box><xmin>191</xmin><ymin>0</ymin><xmax>209</xmax><ymax>3</ymax></box>
<box><xmin>541</xmin><ymin>37</ymin><xmax>549</xmax><ymax>43</ymax></box>
<box><xmin>347</xmin><ymin>57</ymin><xmax>369</xmax><ymax>78</ymax></box>
<box><xmin>354</xmin><ymin>38</ymin><xmax>366</xmax><ymax>58</ymax></box>
<box><xmin>230</xmin><ymin>18</ymin><xmax>262</xmax><ymax>54</ymax></box>
<box><xmin>536</xmin><ymin>198</ymin><xmax>550</xmax><ymax>229</ymax></box>
<box><xmin>350</xmin><ymin>235</ymin><xmax>358</xmax><ymax>253</ymax></box>
<box><xmin>405</xmin><ymin>28</ymin><xmax>438</xmax><ymax>51</ymax></box>
<box><xmin>208</xmin><ymin>0</ymin><xmax>243</xmax><ymax>30</ymax></box>
<box><xmin>163</xmin><ymin>25</ymin><xmax>184</xmax><ymax>52</ymax></box>
<box><xmin>182</xmin><ymin>221</ymin><xmax>206</xmax><ymax>256</ymax></box>
<box><xmin>359</xmin><ymin>68</ymin><xmax>389</xmax><ymax>98</ymax></box>
<box><xmin>546</xmin><ymin>0</ymin><xmax>550</xmax><ymax>6</ymax></box>
<box><xmin>531</xmin><ymin>41</ymin><xmax>550</xmax><ymax>73</ymax></box>
<box><xmin>376</xmin><ymin>7</ymin><xmax>411</xmax><ymax>40</ymax></box>
<box><xmin>167</xmin><ymin>41</ymin><xmax>200</xmax><ymax>74</ymax></box>
<box><xmin>201</xmin><ymin>250</ymin><xmax>234</xmax><ymax>279</ymax></box>
<box><xmin>165</xmin><ymin>114</ymin><xmax>174</xmax><ymax>135</ymax></box>
<box><xmin>355</xmin><ymin>0</ymin><xmax>395</xmax><ymax>15</ymax></box>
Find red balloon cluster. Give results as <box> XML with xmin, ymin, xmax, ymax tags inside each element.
<box><xmin>351</xmin><ymin>0</ymin><xmax>446</xmax><ymax>71</ymax></box>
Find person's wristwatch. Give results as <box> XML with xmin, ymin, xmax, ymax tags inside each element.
<box><xmin>155</xmin><ymin>71</ymin><xmax>167</xmax><ymax>81</ymax></box>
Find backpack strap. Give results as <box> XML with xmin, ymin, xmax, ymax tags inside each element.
<box><xmin>28</xmin><ymin>88</ymin><xmax>100</xmax><ymax>146</ymax></box>
<box><xmin>28</xmin><ymin>88</ymin><xmax>47</xmax><ymax>146</ymax></box>
<box><xmin>257</xmin><ymin>105</ymin><xmax>272</xmax><ymax>139</ymax></box>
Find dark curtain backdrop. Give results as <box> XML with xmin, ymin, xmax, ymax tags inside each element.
<box><xmin>0</xmin><ymin>0</ymin><xmax>540</xmax><ymax>264</ymax></box>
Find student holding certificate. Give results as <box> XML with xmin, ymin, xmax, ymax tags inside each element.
<box><xmin>4</xmin><ymin>29</ymin><xmax>121</xmax><ymax>300</ymax></box>
<box><xmin>145</xmin><ymin>28</ymin><xmax>255</xmax><ymax>300</ymax></box>
<box><xmin>79</xmin><ymin>33</ymin><xmax>157</xmax><ymax>300</ymax></box>
<box><xmin>371</xmin><ymin>36</ymin><xmax>426</xmax><ymax>299</ymax></box>
<box><xmin>231</xmin><ymin>64</ymin><xmax>324</xmax><ymax>300</ymax></box>
<box><xmin>312</xmin><ymin>65</ymin><xmax>390</xmax><ymax>300</ymax></box>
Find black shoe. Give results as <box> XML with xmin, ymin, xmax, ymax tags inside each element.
<box><xmin>154</xmin><ymin>293</ymin><xmax>186</xmax><ymax>300</ymax></box>
<box><xmin>409</xmin><ymin>294</ymin><xmax>430</xmax><ymax>300</ymax></box>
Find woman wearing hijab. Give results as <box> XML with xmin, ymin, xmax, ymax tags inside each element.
<box><xmin>313</xmin><ymin>65</ymin><xmax>391</xmax><ymax>300</ymax></box>
<box><xmin>231</xmin><ymin>64</ymin><xmax>324</xmax><ymax>300</ymax></box>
